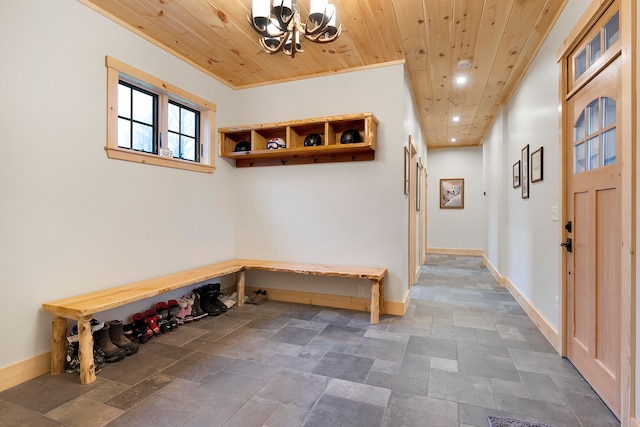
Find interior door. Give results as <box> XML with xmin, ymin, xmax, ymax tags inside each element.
<box><xmin>565</xmin><ymin>55</ymin><xmax>621</xmax><ymax>416</ymax></box>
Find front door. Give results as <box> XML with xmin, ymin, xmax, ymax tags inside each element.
<box><xmin>565</xmin><ymin>32</ymin><xmax>621</xmax><ymax>416</ymax></box>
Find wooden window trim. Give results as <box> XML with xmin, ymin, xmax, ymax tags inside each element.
<box><xmin>105</xmin><ymin>56</ymin><xmax>216</xmax><ymax>173</ymax></box>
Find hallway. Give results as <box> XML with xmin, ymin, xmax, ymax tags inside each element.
<box><xmin>0</xmin><ymin>255</ymin><xmax>620</xmax><ymax>426</ymax></box>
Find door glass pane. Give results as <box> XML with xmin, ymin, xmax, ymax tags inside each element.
<box><xmin>602</xmin><ymin>128</ymin><xmax>616</xmax><ymax>166</ymax></box>
<box><xmin>575</xmin><ymin>142</ymin><xmax>585</xmax><ymax>173</ymax></box>
<box><xmin>574</xmin><ymin>111</ymin><xmax>585</xmax><ymax>141</ymax></box>
<box><xmin>602</xmin><ymin>97</ymin><xmax>616</xmax><ymax>127</ymax></box>
<box><xmin>589</xmin><ymin>33</ymin><xmax>601</xmax><ymax>64</ymax></box>
<box><xmin>604</xmin><ymin>12</ymin><xmax>620</xmax><ymax>50</ymax></box>
<box><xmin>588</xmin><ymin>136</ymin><xmax>599</xmax><ymax>170</ymax></box>
<box><xmin>587</xmin><ymin>100</ymin><xmax>599</xmax><ymax>135</ymax></box>
<box><xmin>575</xmin><ymin>49</ymin><xmax>587</xmax><ymax>78</ymax></box>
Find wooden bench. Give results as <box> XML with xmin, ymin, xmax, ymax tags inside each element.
<box><xmin>42</xmin><ymin>258</ymin><xmax>386</xmax><ymax>384</ymax></box>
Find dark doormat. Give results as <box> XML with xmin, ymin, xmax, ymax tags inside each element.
<box><xmin>487</xmin><ymin>415</ymin><xmax>555</xmax><ymax>427</ymax></box>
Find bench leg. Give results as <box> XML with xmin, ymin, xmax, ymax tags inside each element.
<box><xmin>77</xmin><ymin>318</ymin><xmax>96</xmax><ymax>385</ymax></box>
<box><xmin>236</xmin><ymin>270</ymin><xmax>245</xmax><ymax>307</ymax></box>
<box><xmin>379</xmin><ymin>277</ymin><xmax>385</xmax><ymax>316</ymax></box>
<box><xmin>51</xmin><ymin>317</ymin><xmax>67</xmax><ymax>375</ymax></box>
<box><xmin>370</xmin><ymin>281</ymin><xmax>380</xmax><ymax>324</ymax></box>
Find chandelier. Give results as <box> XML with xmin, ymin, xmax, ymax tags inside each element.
<box><xmin>249</xmin><ymin>0</ymin><xmax>341</xmax><ymax>58</ymax></box>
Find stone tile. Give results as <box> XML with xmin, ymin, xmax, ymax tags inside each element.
<box><xmin>139</xmin><ymin>341</ymin><xmax>195</xmax><ymax>360</ymax></box>
<box><xmin>399</xmin><ymin>352</ymin><xmax>430</xmax><ymax>379</ymax></box>
<box><xmin>353</xmin><ymin>337</ymin><xmax>407</xmax><ymax>362</ymax></box>
<box><xmin>0</xmin><ymin>400</ymin><xmax>65</xmax><ymax>426</ymax></box>
<box><xmin>381</xmin><ymin>392</ymin><xmax>458</xmax><ymax>427</ymax></box>
<box><xmin>160</xmin><ymin>351</ymin><xmax>233</xmax><ymax>383</ymax></box>
<box><xmin>287</xmin><ymin>318</ymin><xmax>330</xmax><ymax>331</ymax></box>
<box><xmin>427</xmin><ymin>369</ymin><xmax>496</xmax><ymax>409</ymax></box>
<box><xmin>263</xmin><ymin>353</ymin><xmax>319</xmax><ymax>372</ymax></box>
<box><xmin>509</xmin><ymin>349</ymin><xmax>578</xmax><ymax>378</ymax></box>
<box><xmin>317</xmin><ymin>323</ymin><xmax>366</xmax><ymax>345</ymax></box>
<box><xmin>46</xmin><ymin>397</ymin><xmax>123</xmax><ymax>427</ymax></box>
<box><xmin>457</xmin><ymin>339</ymin><xmax>511</xmax><ymax>358</ymax></box>
<box><xmin>312</xmin><ymin>351</ymin><xmax>374</xmax><ymax>383</ymax></box>
<box><xmin>98</xmin><ymin>352</ymin><xmax>176</xmax><ymax>386</ymax></box>
<box><xmin>255</xmin><ymin>369</ymin><xmax>328</xmax><ymax>410</ymax></box>
<box><xmin>182</xmin><ymin>370</ymin><xmax>267</xmax><ymax>412</ymax></box>
<box><xmin>519</xmin><ymin>371</ymin><xmax>564</xmax><ymax>403</ymax></box>
<box><xmin>303</xmin><ymin>394</ymin><xmax>385</xmax><ymax>427</ymax></box>
<box><xmin>561</xmin><ymin>390</ymin><xmax>620</xmax><ymax>427</ymax></box>
<box><xmin>431</xmin><ymin>324</ymin><xmax>477</xmax><ymax>340</ymax></box>
<box><xmin>365</xmin><ymin>370</ymin><xmax>428</xmax><ymax>396</ymax></box>
<box><xmin>494</xmin><ymin>392</ymin><xmax>580</xmax><ymax>426</ymax></box>
<box><xmin>324</xmin><ymin>378</ymin><xmax>391</xmax><ymax>407</ymax></box>
<box><xmin>220</xmin><ymin>398</ymin><xmax>280</xmax><ymax>427</ymax></box>
<box><xmin>214</xmin><ymin>325</ymin><xmax>259</xmax><ymax>344</ymax></box>
<box><xmin>280</xmin><ymin>305</ymin><xmax>324</xmax><ymax>321</ymax></box>
<box><xmin>457</xmin><ymin>352</ymin><xmax>520</xmax><ymax>382</ymax></box>
<box><xmin>244</xmin><ymin>315</ymin><xmax>291</xmax><ymax>332</ymax></box>
<box><xmin>268</xmin><ymin>325</ymin><xmax>320</xmax><ymax>346</ymax></box>
<box><xmin>80</xmin><ymin>379</ymin><xmax>131</xmax><ymax>403</ymax></box>
<box><xmin>222</xmin><ymin>358</ymin><xmax>280</xmax><ymax>381</ymax></box>
<box><xmin>149</xmin><ymin>324</ymin><xmax>208</xmax><ymax>346</ymax></box>
<box><xmin>430</xmin><ymin>356</ymin><xmax>458</xmax><ymax>372</ymax></box>
<box><xmin>406</xmin><ymin>335</ymin><xmax>458</xmax><ymax>359</ymax></box>
<box><xmin>105</xmin><ymin>373</ymin><xmax>174</xmax><ymax>411</ymax></box>
<box><xmin>490</xmin><ymin>378</ymin><xmax>528</xmax><ymax>398</ymax></box>
<box><xmin>452</xmin><ymin>312</ymin><xmax>498</xmax><ymax>330</ymax></box>
<box><xmin>371</xmin><ymin>358</ymin><xmax>402</xmax><ymax>375</ymax></box>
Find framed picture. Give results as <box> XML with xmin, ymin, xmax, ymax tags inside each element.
<box><xmin>513</xmin><ymin>161</ymin><xmax>521</xmax><ymax>188</ymax></box>
<box><xmin>440</xmin><ymin>178</ymin><xmax>464</xmax><ymax>209</ymax></box>
<box><xmin>531</xmin><ymin>147</ymin><xmax>543</xmax><ymax>183</ymax></box>
<box><xmin>403</xmin><ymin>147</ymin><xmax>410</xmax><ymax>195</ymax></box>
<box><xmin>521</xmin><ymin>145</ymin><xmax>529</xmax><ymax>199</ymax></box>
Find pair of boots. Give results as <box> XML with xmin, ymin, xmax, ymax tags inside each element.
<box><xmin>93</xmin><ymin>320</ymin><xmax>139</xmax><ymax>363</ymax></box>
<box><xmin>192</xmin><ymin>283</ymin><xmax>227</xmax><ymax>316</ymax></box>
<box><xmin>65</xmin><ymin>337</ymin><xmax>105</xmax><ymax>374</ymax></box>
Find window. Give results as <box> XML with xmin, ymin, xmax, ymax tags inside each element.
<box><xmin>106</xmin><ymin>56</ymin><xmax>216</xmax><ymax>173</ymax></box>
<box><xmin>573</xmin><ymin>97</ymin><xmax>616</xmax><ymax>173</ymax></box>
<box><xmin>571</xmin><ymin>9</ymin><xmax>619</xmax><ymax>83</ymax></box>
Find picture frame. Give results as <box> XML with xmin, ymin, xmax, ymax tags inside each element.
<box><xmin>440</xmin><ymin>178</ymin><xmax>464</xmax><ymax>209</ymax></box>
<box><xmin>513</xmin><ymin>161</ymin><xmax>521</xmax><ymax>188</ymax></box>
<box><xmin>521</xmin><ymin>145</ymin><xmax>530</xmax><ymax>199</ymax></box>
<box><xmin>531</xmin><ymin>147</ymin><xmax>543</xmax><ymax>183</ymax></box>
<box><xmin>403</xmin><ymin>147</ymin><xmax>410</xmax><ymax>195</ymax></box>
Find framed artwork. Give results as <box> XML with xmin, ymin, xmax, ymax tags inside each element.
<box><xmin>403</xmin><ymin>147</ymin><xmax>410</xmax><ymax>195</ymax></box>
<box><xmin>416</xmin><ymin>161</ymin><xmax>421</xmax><ymax>211</ymax></box>
<box><xmin>521</xmin><ymin>145</ymin><xmax>530</xmax><ymax>199</ymax></box>
<box><xmin>440</xmin><ymin>178</ymin><xmax>464</xmax><ymax>209</ymax></box>
<box><xmin>513</xmin><ymin>161</ymin><xmax>521</xmax><ymax>188</ymax></box>
<box><xmin>531</xmin><ymin>147</ymin><xmax>543</xmax><ymax>183</ymax></box>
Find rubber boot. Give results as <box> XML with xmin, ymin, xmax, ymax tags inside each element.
<box><xmin>93</xmin><ymin>324</ymin><xmax>126</xmax><ymax>363</ymax></box>
<box><xmin>107</xmin><ymin>320</ymin><xmax>139</xmax><ymax>356</ymax></box>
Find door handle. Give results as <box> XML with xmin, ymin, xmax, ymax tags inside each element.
<box><xmin>560</xmin><ymin>238</ymin><xmax>572</xmax><ymax>253</ymax></box>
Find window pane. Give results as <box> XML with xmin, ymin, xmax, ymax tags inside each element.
<box><xmin>604</xmin><ymin>12</ymin><xmax>619</xmax><ymax>50</ymax></box>
<box><xmin>575</xmin><ymin>49</ymin><xmax>587</xmax><ymax>78</ymax></box>
<box><xmin>589</xmin><ymin>33</ymin><xmax>601</xmax><ymax>64</ymax></box>
<box><xmin>587</xmin><ymin>100</ymin><xmax>599</xmax><ymax>135</ymax></box>
<box><xmin>182</xmin><ymin>109</ymin><xmax>196</xmax><ymax>137</ymax></box>
<box><xmin>132</xmin><ymin>90</ymin><xmax>154</xmax><ymax>124</ymax></box>
<box><xmin>602</xmin><ymin>97</ymin><xmax>616</xmax><ymax>128</ymax></box>
<box><xmin>602</xmin><ymin>128</ymin><xmax>616</xmax><ymax>166</ymax></box>
<box><xmin>118</xmin><ymin>118</ymin><xmax>131</xmax><ymax>148</ymax></box>
<box><xmin>168</xmin><ymin>132</ymin><xmax>180</xmax><ymax>157</ymax></box>
<box><xmin>168</xmin><ymin>103</ymin><xmax>180</xmax><ymax>132</ymax></box>
<box><xmin>574</xmin><ymin>111</ymin><xmax>585</xmax><ymax>141</ymax></box>
<box><xmin>118</xmin><ymin>84</ymin><xmax>131</xmax><ymax>119</ymax></box>
<box><xmin>182</xmin><ymin>136</ymin><xmax>196</xmax><ymax>161</ymax></box>
<box><xmin>575</xmin><ymin>142</ymin><xmax>585</xmax><ymax>173</ymax></box>
<box><xmin>132</xmin><ymin>122</ymin><xmax>154</xmax><ymax>152</ymax></box>
<box><xmin>587</xmin><ymin>136</ymin><xmax>599</xmax><ymax>170</ymax></box>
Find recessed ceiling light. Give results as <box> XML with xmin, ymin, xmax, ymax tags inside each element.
<box><xmin>456</xmin><ymin>76</ymin><xmax>467</xmax><ymax>85</ymax></box>
<box><xmin>452</xmin><ymin>116</ymin><xmax>460</xmax><ymax>123</ymax></box>
<box><xmin>457</xmin><ymin>59</ymin><xmax>472</xmax><ymax>69</ymax></box>
<box><xmin>451</xmin><ymin>138</ymin><xmax>457</xmax><ymax>142</ymax></box>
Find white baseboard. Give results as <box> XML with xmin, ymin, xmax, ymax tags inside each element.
<box><xmin>427</xmin><ymin>248</ymin><xmax>484</xmax><ymax>256</ymax></box>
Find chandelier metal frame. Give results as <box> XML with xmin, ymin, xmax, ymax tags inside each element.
<box><xmin>248</xmin><ymin>0</ymin><xmax>342</xmax><ymax>58</ymax></box>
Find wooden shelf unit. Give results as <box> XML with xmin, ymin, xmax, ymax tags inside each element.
<box><xmin>218</xmin><ymin>112</ymin><xmax>378</xmax><ymax>167</ymax></box>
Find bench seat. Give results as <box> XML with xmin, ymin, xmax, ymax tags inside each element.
<box><xmin>42</xmin><ymin>258</ymin><xmax>386</xmax><ymax>384</ymax></box>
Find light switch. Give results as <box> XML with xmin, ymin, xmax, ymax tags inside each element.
<box><xmin>551</xmin><ymin>206</ymin><xmax>559</xmax><ymax>221</ymax></box>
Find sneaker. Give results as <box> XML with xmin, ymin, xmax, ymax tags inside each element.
<box><xmin>70</xmin><ymin>318</ymin><xmax>104</xmax><ymax>336</ymax></box>
<box><xmin>218</xmin><ymin>293</ymin><xmax>236</xmax><ymax>309</ymax></box>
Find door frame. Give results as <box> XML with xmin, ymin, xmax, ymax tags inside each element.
<box><xmin>558</xmin><ymin>0</ymin><xmax>635</xmax><ymax>424</ymax></box>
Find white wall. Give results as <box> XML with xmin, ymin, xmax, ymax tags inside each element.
<box><xmin>482</xmin><ymin>0</ymin><xmax>591</xmax><ymax>333</ymax></box>
<box><xmin>232</xmin><ymin>64</ymin><xmax>408</xmax><ymax>303</ymax></box>
<box><xmin>0</xmin><ymin>0</ymin><xmax>238</xmax><ymax>368</ymax></box>
<box><xmin>426</xmin><ymin>147</ymin><xmax>484</xmax><ymax>251</ymax></box>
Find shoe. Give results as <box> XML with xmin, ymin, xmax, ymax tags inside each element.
<box><xmin>66</xmin><ymin>337</ymin><xmax>104</xmax><ymax>374</ymax></box>
<box><xmin>144</xmin><ymin>309</ymin><xmax>162</xmax><ymax>335</ymax></box>
<box><xmin>93</xmin><ymin>324</ymin><xmax>126</xmax><ymax>363</ymax></box>
<box><xmin>70</xmin><ymin>318</ymin><xmax>104</xmax><ymax>336</ymax></box>
<box><xmin>167</xmin><ymin>300</ymin><xmax>180</xmax><ymax>329</ymax></box>
<box><xmin>132</xmin><ymin>312</ymin><xmax>153</xmax><ymax>342</ymax></box>
<box><xmin>107</xmin><ymin>320</ymin><xmax>139</xmax><ymax>356</ymax></box>
<box><xmin>248</xmin><ymin>290</ymin><xmax>267</xmax><ymax>305</ymax></box>
<box><xmin>182</xmin><ymin>296</ymin><xmax>194</xmax><ymax>323</ymax></box>
<box><xmin>189</xmin><ymin>291</ymin><xmax>208</xmax><ymax>320</ymax></box>
<box><xmin>218</xmin><ymin>293</ymin><xmax>237</xmax><ymax>309</ymax></box>
<box><xmin>198</xmin><ymin>286</ymin><xmax>227</xmax><ymax>316</ymax></box>
<box><xmin>155</xmin><ymin>302</ymin><xmax>172</xmax><ymax>333</ymax></box>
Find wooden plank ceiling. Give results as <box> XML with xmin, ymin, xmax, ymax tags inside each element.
<box><xmin>82</xmin><ymin>0</ymin><xmax>567</xmax><ymax>148</ymax></box>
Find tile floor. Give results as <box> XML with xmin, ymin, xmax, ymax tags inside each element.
<box><xmin>0</xmin><ymin>254</ymin><xmax>621</xmax><ymax>426</ymax></box>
